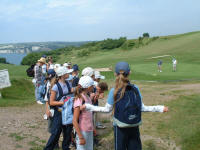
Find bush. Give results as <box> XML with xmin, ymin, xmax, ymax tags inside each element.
<box><xmin>100</xmin><ymin>37</ymin><xmax>127</xmax><ymax>50</ymax></box>
<box><xmin>77</xmin><ymin>49</ymin><xmax>90</xmax><ymax>57</ymax></box>
<box><xmin>0</xmin><ymin>57</ymin><xmax>8</xmax><ymax>64</ymax></box>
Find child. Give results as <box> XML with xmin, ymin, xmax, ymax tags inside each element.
<box><xmin>73</xmin><ymin>76</ymin><xmax>95</xmax><ymax>150</ymax></box>
<box><xmin>44</xmin><ymin>66</ymin><xmax>73</xmax><ymax>150</ymax></box>
<box><xmin>84</xmin><ymin>62</ymin><xmax>168</xmax><ymax>150</ymax></box>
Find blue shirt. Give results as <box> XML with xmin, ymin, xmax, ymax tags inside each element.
<box><xmin>52</xmin><ymin>81</ymin><xmax>71</xmax><ymax>100</ymax></box>
<box><xmin>107</xmin><ymin>85</ymin><xmax>142</xmax><ymax>106</ymax></box>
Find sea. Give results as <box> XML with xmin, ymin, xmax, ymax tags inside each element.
<box><xmin>0</xmin><ymin>53</ymin><xmax>27</xmax><ymax>65</ymax></box>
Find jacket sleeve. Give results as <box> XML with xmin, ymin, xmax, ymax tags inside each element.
<box><xmin>141</xmin><ymin>103</ymin><xmax>164</xmax><ymax>112</ymax></box>
<box><xmin>85</xmin><ymin>103</ymin><xmax>113</xmax><ymax>113</ymax></box>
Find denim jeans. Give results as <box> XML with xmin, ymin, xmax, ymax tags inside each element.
<box><xmin>114</xmin><ymin>126</ymin><xmax>142</xmax><ymax>150</ymax></box>
<box><xmin>44</xmin><ymin>110</ymin><xmax>73</xmax><ymax>150</ymax></box>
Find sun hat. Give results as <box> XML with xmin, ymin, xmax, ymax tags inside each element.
<box><xmin>63</xmin><ymin>63</ymin><xmax>69</xmax><ymax>67</ymax></box>
<box><xmin>54</xmin><ymin>64</ymin><xmax>61</xmax><ymax>70</ymax></box>
<box><xmin>115</xmin><ymin>62</ymin><xmax>130</xmax><ymax>75</ymax></box>
<box><xmin>94</xmin><ymin>71</ymin><xmax>105</xmax><ymax>79</ymax></box>
<box><xmin>72</xmin><ymin>64</ymin><xmax>79</xmax><ymax>71</ymax></box>
<box><xmin>55</xmin><ymin>66</ymin><xmax>73</xmax><ymax>77</ymax></box>
<box><xmin>38</xmin><ymin>57</ymin><xmax>46</xmax><ymax>64</ymax></box>
<box><xmin>82</xmin><ymin>67</ymin><xmax>94</xmax><ymax>77</ymax></box>
<box><xmin>78</xmin><ymin>76</ymin><xmax>94</xmax><ymax>88</ymax></box>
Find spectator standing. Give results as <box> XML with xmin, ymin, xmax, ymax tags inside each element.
<box><xmin>157</xmin><ymin>60</ymin><xmax>163</xmax><ymax>72</ymax></box>
<box><xmin>34</xmin><ymin>57</ymin><xmax>46</xmax><ymax>104</ymax></box>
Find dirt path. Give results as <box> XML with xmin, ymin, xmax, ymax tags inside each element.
<box><xmin>0</xmin><ymin>82</ymin><xmax>200</xmax><ymax>150</ymax></box>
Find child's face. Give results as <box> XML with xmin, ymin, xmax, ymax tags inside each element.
<box><xmin>87</xmin><ymin>86</ymin><xmax>94</xmax><ymax>93</ymax></box>
<box><xmin>64</xmin><ymin>73</ymin><xmax>69</xmax><ymax>79</ymax></box>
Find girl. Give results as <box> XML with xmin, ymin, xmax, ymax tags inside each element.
<box><xmin>73</xmin><ymin>76</ymin><xmax>95</xmax><ymax>150</ymax></box>
<box><xmin>44</xmin><ymin>66</ymin><xmax>73</xmax><ymax>150</ymax></box>
<box><xmin>84</xmin><ymin>62</ymin><xmax>168</xmax><ymax>150</ymax></box>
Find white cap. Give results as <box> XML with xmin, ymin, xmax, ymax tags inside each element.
<box><xmin>55</xmin><ymin>66</ymin><xmax>73</xmax><ymax>77</ymax></box>
<box><xmin>82</xmin><ymin>67</ymin><xmax>94</xmax><ymax>77</ymax></box>
<box><xmin>54</xmin><ymin>64</ymin><xmax>61</xmax><ymax>69</ymax></box>
<box><xmin>94</xmin><ymin>71</ymin><xmax>105</xmax><ymax>79</ymax></box>
<box><xmin>78</xmin><ymin>76</ymin><xmax>94</xmax><ymax>88</ymax></box>
<box><xmin>63</xmin><ymin>63</ymin><xmax>69</xmax><ymax>67</ymax></box>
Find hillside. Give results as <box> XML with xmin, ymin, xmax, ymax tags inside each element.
<box><xmin>57</xmin><ymin>31</ymin><xmax>200</xmax><ymax>81</ymax></box>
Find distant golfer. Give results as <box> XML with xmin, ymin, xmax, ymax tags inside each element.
<box><xmin>157</xmin><ymin>60</ymin><xmax>163</xmax><ymax>72</ymax></box>
<box><xmin>172</xmin><ymin>58</ymin><xmax>177</xmax><ymax>72</ymax></box>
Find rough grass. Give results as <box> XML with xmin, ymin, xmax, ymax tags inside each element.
<box><xmin>0</xmin><ymin>79</ymin><xmax>35</xmax><ymax>107</ymax></box>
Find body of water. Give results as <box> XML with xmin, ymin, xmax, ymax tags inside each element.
<box><xmin>0</xmin><ymin>53</ymin><xmax>27</xmax><ymax>65</ymax></box>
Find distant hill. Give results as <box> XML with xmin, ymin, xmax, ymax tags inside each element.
<box><xmin>0</xmin><ymin>41</ymin><xmax>89</xmax><ymax>54</ymax></box>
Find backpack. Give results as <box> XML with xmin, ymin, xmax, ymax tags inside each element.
<box><xmin>113</xmin><ymin>84</ymin><xmax>142</xmax><ymax>128</ymax></box>
<box><xmin>62</xmin><ymin>96</ymin><xmax>74</xmax><ymax>125</ymax></box>
<box><xmin>55</xmin><ymin>81</ymin><xmax>74</xmax><ymax>125</ymax></box>
<box><xmin>56</xmin><ymin>81</ymin><xmax>71</xmax><ymax>101</ymax></box>
<box><xmin>26</xmin><ymin>64</ymin><xmax>35</xmax><ymax>77</ymax></box>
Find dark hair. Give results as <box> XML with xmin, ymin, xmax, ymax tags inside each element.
<box><xmin>98</xmin><ymin>82</ymin><xmax>108</xmax><ymax>92</ymax></box>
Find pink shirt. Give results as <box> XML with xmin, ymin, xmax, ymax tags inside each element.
<box><xmin>74</xmin><ymin>94</ymin><xmax>93</xmax><ymax>132</ymax></box>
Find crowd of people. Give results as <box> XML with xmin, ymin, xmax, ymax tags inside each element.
<box><xmin>31</xmin><ymin>55</ymin><xmax>168</xmax><ymax>150</ymax></box>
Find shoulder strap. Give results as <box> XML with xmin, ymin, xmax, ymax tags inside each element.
<box><xmin>65</xmin><ymin>80</ymin><xmax>71</xmax><ymax>94</ymax></box>
<box><xmin>131</xmin><ymin>84</ymin><xmax>141</xmax><ymax>100</ymax></box>
<box><xmin>56</xmin><ymin>82</ymin><xmax>64</xmax><ymax>101</ymax></box>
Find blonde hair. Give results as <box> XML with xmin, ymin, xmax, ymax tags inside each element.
<box><xmin>113</xmin><ymin>71</ymin><xmax>129</xmax><ymax>112</ymax></box>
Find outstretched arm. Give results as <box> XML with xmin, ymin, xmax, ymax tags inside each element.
<box><xmin>141</xmin><ymin>103</ymin><xmax>168</xmax><ymax>112</ymax></box>
<box><xmin>85</xmin><ymin>103</ymin><xmax>113</xmax><ymax>113</ymax></box>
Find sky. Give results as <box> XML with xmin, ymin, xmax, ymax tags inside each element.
<box><xmin>0</xmin><ymin>0</ymin><xmax>200</xmax><ymax>44</ymax></box>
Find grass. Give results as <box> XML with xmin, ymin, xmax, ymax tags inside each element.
<box><xmin>142</xmin><ymin>94</ymin><xmax>200</xmax><ymax>150</ymax></box>
<box><xmin>9</xmin><ymin>132</ymin><xmax>26</xmax><ymax>141</ymax></box>
<box><xmin>0</xmin><ymin>78</ymin><xmax>35</xmax><ymax>107</ymax></box>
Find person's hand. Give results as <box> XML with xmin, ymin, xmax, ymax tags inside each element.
<box><xmin>93</xmin><ymin>129</ymin><xmax>97</xmax><ymax>136</ymax></box>
<box><xmin>80</xmin><ymin>104</ymin><xmax>86</xmax><ymax>111</ymax></box>
<box><xmin>79</xmin><ymin>137</ymin><xmax>86</xmax><ymax>145</ymax></box>
<box><xmin>46</xmin><ymin>110</ymin><xmax>52</xmax><ymax>117</ymax></box>
<box><xmin>60</xmin><ymin>101</ymin><xmax>64</xmax><ymax>105</ymax></box>
<box><xmin>163</xmin><ymin>106</ymin><xmax>168</xmax><ymax>112</ymax></box>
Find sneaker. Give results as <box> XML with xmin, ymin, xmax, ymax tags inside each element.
<box><xmin>37</xmin><ymin>101</ymin><xmax>44</xmax><ymax>105</ymax></box>
<box><xmin>96</xmin><ymin>124</ymin><xmax>106</xmax><ymax>129</ymax></box>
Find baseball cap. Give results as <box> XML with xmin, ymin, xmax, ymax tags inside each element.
<box><xmin>78</xmin><ymin>76</ymin><xmax>94</xmax><ymax>88</ymax></box>
<box><xmin>115</xmin><ymin>62</ymin><xmax>130</xmax><ymax>75</ymax></box>
<box><xmin>82</xmin><ymin>67</ymin><xmax>94</xmax><ymax>77</ymax></box>
<box><xmin>72</xmin><ymin>64</ymin><xmax>79</xmax><ymax>71</ymax></box>
<box><xmin>94</xmin><ymin>71</ymin><xmax>105</xmax><ymax>79</ymax></box>
<box><xmin>55</xmin><ymin>66</ymin><xmax>73</xmax><ymax>77</ymax></box>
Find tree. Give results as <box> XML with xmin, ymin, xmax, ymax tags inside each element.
<box><xmin>143</xmin><ymin>33</ymin><xmax>150</xmax><ymax>38</ymax></box>
<box><xmin>0</xmin><ymin>57</ymin><xmax>7</xmax><ymax>64</ymax></box>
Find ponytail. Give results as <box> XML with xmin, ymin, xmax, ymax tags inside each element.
<box><xmin>74</xmin><ymin>85</ymin><xmax>84</xmax><ymax>99</ymax></box>
<box><xmin>113</xmin><ymin>71</ymin><xmax>129</xmax><ymax>113</ymax></box>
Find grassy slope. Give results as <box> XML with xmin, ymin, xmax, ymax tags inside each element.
<box><xmin>58</xmin><ymin>31</ymin><xmax>200</xmax><ymax>81</ymax></box>
<box><xmin>0</xmin><ymin>64</ymin><xmax>34</xmax><ymax>107</ymax></box>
